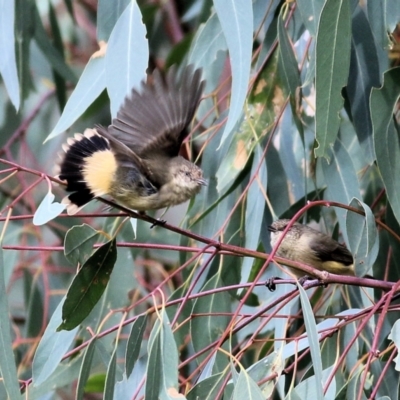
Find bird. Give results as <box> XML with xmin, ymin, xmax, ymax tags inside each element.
<box><xmin>268</xmin><ymin>219</ymin><xmax>355</xmax><ymax>278</ymax></box>
<box><xmin>56</xmin><ymin>65</ymin><xmax>206</xmax><ymax>215</ymax></box>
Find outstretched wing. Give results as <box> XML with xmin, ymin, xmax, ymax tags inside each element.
<box><xmin>108</xmin><ymin>65</ymin><xmax>204</xmax><ymax>159</ymax></box>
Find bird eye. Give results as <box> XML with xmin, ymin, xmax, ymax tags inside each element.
<box><xmin>185</xmin><ymin>171</ymin><xmax>191</xmax><ymax>177</ymax></box>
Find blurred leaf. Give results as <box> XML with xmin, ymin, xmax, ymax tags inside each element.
<box><xmin>346</xmin><ymin>198</ymin><xmax>378</xmax><ymax>275</ymax></box>
<box><xmin>241</xmin><ymin>144</ymin><xmax>267</xmax><ymax>284</ymax></box>
<box><xmin>296</xmin><ymin>0</ymin><xmax>325</xmax><ymax>37</ymax></box>
<box><xmin>125</xmin><ymin>314</ymin><xmax>147</xmax><ymax>377</ymax></box>
<box><xmin>188</xmin><ymin>12</ymin><xmax>227</xmax><ymax>71</ymax></box>
<box><xmin>64</xmin><ymin>224</ymin><xmax>100</xmax><ymax>266</ymax></box>
<box><xmin>277</xmin><ymin>8</ymin><xmax>303</xmax><ymax>138</ymax></box>
<box><xmin>59</xmin><ymin>239</ymin><xmax>117</xmax><ymax>331</ymax></box>
<box><xmin>14</xmin><ymin>0</ymin><xmax>35</xmax><ymax>102</ymax></box>
<box><xmin>32</xmin><ymin>3</ymin><xmax>76</xmax><ymax>84</ymax></box>
<box><xmin>294</xmin><ymin>366</ymin><xmax>336</xmax><ymax>399</ymax></box>
<box><xmin>0</xmin><ymin>0</ymin><xmax>20</xmax><ymax>110</ymax></box>
<box><xmin>232</xmin><ymin>369</ymin><xmax>265</xmax><ymax>399</ymax></box>
<box><xmin>84</xmin><ymin>373</ymin><xmax>106</xmax><ymax>393</ymax></box>
<box><xmin>315</xmin><ymin>0</ymin><xmax>351</xmax><ymax>159</ymax></box>
<box><xmin>32</xmin><ymin>298</ymin><xmax>79</xmax><ymax>385</ymax></box>
<box><xmin>145</xmin><ymin>309</ymin><xmax>180</xmax><ymax>399</ymax></box>
<box><xmin>187</xmin><ymin>372</ymin><xmax>225</xmax><ymax>400</ymax></box>
<box><xmin>319</xmin><ymin>138</ymin><xmax>361</xmax><ymax>242</ymax></box>
<box><xmin>191</xmin><ymin>274</ymin><xmax>231</xmax><ymax>364</ymax></box>
<box><xmin>0</xmin><ymin>247</ymin><xmax>20</xmax><ymax>399</ymax></box>
<box><xmin>104</xmin><ymin>348</ymin><xmax>117</xmax><ymax>399</ymax></box>
<box><xmin>216</xmin><ymin>110</ymin><xmax>254</xmax><ymax>194</ymax></box>
<box><xmin>297</xmin><ymin>283</ymin><xmax>324</xmax><ymax>400</ymax></box>
<box><xmin>388</xmin><ymin>319</ymin><xmax>400</xmax><ymax>371</ymax></box>
<box><xmin>346</xmin><ymin>6</ymin><xmax>380</xmax><ymax>165</ymax></box>
<box><xmin>33</xmin><ymin>191</ymin><xmax>65</xmax><ymax>226</ymax></box>
<box><xmin>46</xmin><ymin>56</ymin><xmax>106</xmax><ymax>141</ymax></box>
<box><xmin>76</xmin><ymin>338</ymin><xmax>97</xmax><ymax>399</ymax></box>
<box><xmin>106</xmin><ymin>0</ymin><xmax>149</xmax><ymax>117</ymax></box>
<box><xmin>25</xmin><ymin>272</ymin><xmax>44</xmax><ymax>338</ymax></box>
<box><xmin>372</xmin><ymin>67</ymin><xmax>400</xmax><ymax>225</ymax></box>
<box><xmin>214</xmin><ymin>0</ymin><xmax>253</xmax><ymax>146</ymax></box>
<box><xmin>97</xmin><ymin>0</ymin><xmax>130</xmax><ymax>41</ymax></box>
<box><xmin>49</xmin><ymin>1</ymin><xmax>67</xmax><ymax>111</ymax></box>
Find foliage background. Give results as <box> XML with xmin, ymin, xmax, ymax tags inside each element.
<box><xmin>0</xmin><ymin>0</ymin><xmax>400</xmax><ymax>398</ymax></box>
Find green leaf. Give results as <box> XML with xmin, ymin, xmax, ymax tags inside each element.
<box><xmin>188</xmin><ymin>12</ymin><xmax>227</xmax><ymax>71</ymax></box>
<box><xmin>315</xmin><ymin>0</ymin><xmax>351</xmax><ymax>159</ymax></box>
<box><xmin>32</xmin><ymin>3</ymin><xmax>77</xmax><ymax>84</ymax></box>
<box><xmin>319</xmin><ymin>138</ymin><xmax>361</xmax><ymax>242</ymax></box>
<box><xmin>346</xmin><ymin>6</ymin><xmax>380</xmax><ymax>165</ymax></box>
<box><xmin>76</xmin><ymin>338</ymin><xmax>97</xmax><ymax>399</ymax></box>
<box><xmin>59</xmin><ymin>239</ymin><xmax>117</xmax><ymax>331</ymax></box>
<box><xmin>241</xmin><ymin>144</ymin><xmax>267</xmax><ymax>284</ymax></box>
<box><xmin>33</xmin><ymin>191</ymin><xmax>65</xmax><ymax>226</ymax></box>
<box><xmin>106</xmin><ymin>0</ymin><xmax>149</xmax><ymax>117</ymax></box>
<box><xmin>187</xmin><ymin>373</ymin><xmax>225</xmax><ymax>400</ymax></box>
<box><xmin>277</xmin><ymin>7</ymin><xmax>302</xmax><ymax>138</ymax></box>
<box><xmin>388</xmin><ymin>319</ymin><xmax>400</xmax><ymax>371</ymax></box>
<box><xmin>232</xmin><ymin>369</ymin><xmax>265</xmax><ymax>399</ymax></box>
<box><xmin>296</xmin><ymin>0</ymin><xmax>325</xmax><ymax>37</ymax></box>
<box><xmin>64</xmin><ymin>224</ymin><xmax>100</xmax><ymax>266</ymax></box>
<box><xmin>14</xmin><ymin>0</ymin><xmax>35</xmax><ymax>103</ymax></box>
<box><xmin>104</xmin><ymin>348</ymin><xmax>117</xmax><ymax>399</ymax></box>
<box><xmin>45</xmin><ymin>56</ymin><xmax>106</xmax><ymax>141</ymax></box>
<box><xmin>125</xmin><ymin>314</ymin><xmax>147</xmax><ymax>377</ymax></box>
<box><xmin>191</xmin><ymin>274</ymin><xmax>231</xmax><ymax>365</ymax></box>
<box><xmin>97</xmin><ymin>0</ymin><xmax>130</xmax><ymax>41</ymax></box>
<box><xmin>297</xmin><ymin>283</ymin><xmax>324</xmax><ymax>400</ymax></box>
<box><xmin>372</xmin><ymin>67</ymin><xmax>400</xmax><ymax>224</ymax></box>
<box><xmin>0</xmin><ymin>247</ymin><xmax>21</xmax><ymax>399</ymax></box>
<box><xmin>32</xmin><ymin>297</ymin><xmax>79</xmax><ymax>385</ymax></box>
<box><xmin>0</xmin><ymin>0</ymin><xmax>20</xmax><ymax>110</ymax></box>
<box><xmin>214</xmin><ymin>0</ymin><xmax>253</xmax><ymax>146</ymax></box>
<box><xmin>346</xmin><ymin>198</ymin><xmax>378</xmax><ymax>275</ymax></box>
<box><xmin>145</xmin><ymin>310</ymin><xmax>180</xmax><ymax>399</ymax></box>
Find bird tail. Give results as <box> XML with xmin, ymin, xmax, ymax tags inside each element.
<box><xmin>56</xmin><ymin>128</ymin><xmax>117</xmax><ymax>215</ymax></box>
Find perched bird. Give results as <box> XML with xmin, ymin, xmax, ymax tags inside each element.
<box><xmin>268</xmin><ymin>219</ymin><xmax>354</xmax><ymax>278</ymax></box>
<box><xmin>56</xmin><ymin>65</ymin><xmax>206</xmax><ymax>215</ymax></box>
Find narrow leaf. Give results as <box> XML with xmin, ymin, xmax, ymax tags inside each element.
<box><xmin>0</xmin><ymin>247</ymin><xmax>21</xmax><ymax>399</ymax></box>
<box><xmin>0</xmin><ymin>0</ymin><xmax>20</xmax><ymax>110</ymax></box>
<box><xmin>346</xmin><ymin>198</ymin><xmax>378</xmax><ymax>275</ymax></box>
<box><xmin>214</xmin><ymin>0</ymin><xmax>253</xmax><ymax>146</ymax></box>
<box><xmin>104</xmin><ymin>348</ymin><xmax>117</xmax><ymax>400</ymax></box>
<box><xmin>46</xmin><ymin>56</ymin><xmax>106</xmax><ymax>141</ymax></box>
<box><xmin>241</xmin><ymin>144</ymin><xmax>267</xmax><ymax>284</ymax></box>
<box><xmin>297</xmin><ymin>283</ymin><xmax>324</xmax><ymax>399</ymax></box>
<box><xmin>97</xmin><ymin>0</ymin><xmax>130</xmax><ymax>41</ymax></box>
<box><xmin>75</xmin><ymin>338</ymin><xmax>97</xmax><ymax>399</ymax></box>
<box><xmin>125</xmin><ymin>314</ymin><xmax>147</xmax><ymax>376</ymax></box>
<box><xmin>372</xmin><ymin>67</ymin><xmax>400</xmax><ymax>224</ymax></box>
<box><xmin>232</xmin><ymin>370</ymin><xmax>265</xmax><ymax>400</ymax></box>
<box><xmin>32</xmin><ymin>298</ymin><xmax>79</xmax><ymax>385</ymax></box>
<box><xmin>106</xmin><ymin>0</ymin><xmax>149</xmax><ymax>117</ymax></box>
<box><xmin>315</xmin><ymin>0</ymin><xmax>351</xmax><ymax>159</ymax></box>
<box><xmin>191</xmin><ymin>275</ymin><xmax>231</xmax><ymax>364</ymax></box>
<box><xmin>346</xmin><ymin>7</ymin><xmax>380</xmax><ymax>164</ymax></box>
<box><xmin>59</xmin><ymin>239</ymin><xmax>117</xmax><ymax>331</ymax></box>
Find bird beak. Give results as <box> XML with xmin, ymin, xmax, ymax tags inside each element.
<box><xmin>267</xmin><ymin>225</ymin><xmax>276</xmax><ymax>232</ymax></box>
<box><xmin>198</xmin><ymin>178</ymin><xmax>207</xmax><ymax>186</ymax></box>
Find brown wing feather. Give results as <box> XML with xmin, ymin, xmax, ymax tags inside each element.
<box><xmin>309</xmin><ymin>231</ymin><xmax>354</xmax><ymax>266</ymax></box>
<box><xmin>108</xmin><ymin>65</ymin><xmax>204</xmax><ymax>158</ymax></box>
